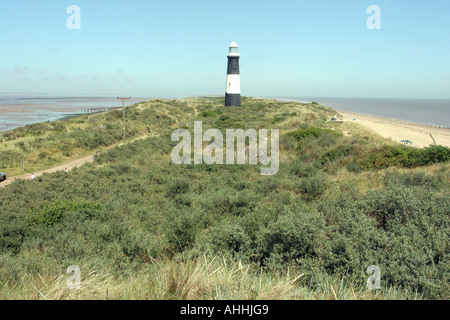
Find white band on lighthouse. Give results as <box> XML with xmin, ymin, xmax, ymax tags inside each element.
<box><xmin>226</xmin><ymin>74</ymin><xmax>241</xmax><ymax>94</ymax></box>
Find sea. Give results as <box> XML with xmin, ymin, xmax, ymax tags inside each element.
<box><xmin>0</xmin><ymin>94</ymin><xmax>164</xmax><ymax>132</ymax></box>
<box><xmin>0</xmin><ymin>94</ymin><xmax>449</xmax><ymax>132</ymax></box>
<box><xmin>271</xmin><ymin>97</ymin><xmax>450</xmax><ymax>128</ymax></box>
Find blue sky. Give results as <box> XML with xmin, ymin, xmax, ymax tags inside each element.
<box><xmin>0</xmin><ymin>0</ymin><xmax>449</xmax><ymax>98</ymax></box>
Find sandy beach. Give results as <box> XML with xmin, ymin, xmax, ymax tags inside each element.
<box><xmin>339</xmin><ymin>111</ymin><xmax>450</xmax><ymax>148</ymax></box>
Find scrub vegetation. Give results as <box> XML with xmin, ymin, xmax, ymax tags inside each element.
<box><xmin>0</xmin><ymin>97</ymin><xmax>449</xmax><ymax>300</ymax></box>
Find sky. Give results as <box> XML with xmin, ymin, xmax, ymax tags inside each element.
<box><xmin>0</xmin><ymin>0</ymin><xmax>449</xmax><ymax>99</ymax></box>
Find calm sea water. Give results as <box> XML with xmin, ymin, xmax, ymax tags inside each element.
<box><xmin>1</xmin><ymin>95</ymin><xmax>449</xmax><ymax>132</ymax></box>
<box><xmin>272</xmin><ymin>97</ymin><xmax>450</xmax><ymax>128</ymax></box>
<box><xmin>0</xmin><ymin>95</ymin><xmax>163</xmax><ymax>132</ymax></box>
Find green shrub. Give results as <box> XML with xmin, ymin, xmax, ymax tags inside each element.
<box><xmin>361</xmin><ymin>145</ymin><xmax>450</xmax><ymax>170</ymax></box>
<box><xmin>166</xmin><ymin>177</ymin><xmax>191</xmax><ymax>197</ymax></box>
<box><xmin>238</xmin><ymin>203</ymin><xmax>287</xmax><ymax>243</ymax></box>
<box><xmin>384</xmin><ymin>171</ymin><xmax>439</xmax><ymax>188</ymax></box>
<box><xmin>196</xmin><ymin>186</ymin><xmax>259</xmax><ymax>216</ymax></box>
<box><xmin>200</xmin><ymin>109</ymin><xmax>223</xmax><ymax>117</ymax></box>
<box><xmin>210</xmin><ymin>222</ymin><xmax>251</xmax><ymax>254</ymax></box>
<box><xmin>257</xmin><ymin>209</ymin><xmax>328</xmax><ymax>268</ymax></box>
<box><xmin>50</xmin><ymin>122</ymin><xmax>66</xmax><ymax>132</ymax></box>
<box><xmin>272</xmin><ymin>115</ymin><xmax>285</xmax><ymax>124</ymax></box>
<box><xmin>298</xmin><ymin>171</ymin><xmax>328</xmax><ymax>201</ymax></box>
<box><xmin>164</xmin><ymin>213</ymin><xmax>199</xmax><ymax>253</ymax></box>
<box><xmin>289</xmin><ymin>160</ymin><xmax>317</xmax><ymax>178</ymax></box>
<box><xmin>15</xmin><ymin>141</ymin><xmax>27</xmax><ymax>152</ymax></box>
<box><xmin>321</xmin><ymin>145</ymin><xmax>353</xmax><ymax>165</ymax></box>
<box><xmin>0</xmin><ymin>213</ymin><xmax>28</xmax><ymax>254</ymax></box>
<box><xmin>119</xmin><ymin>229</ymin><xmax>153</xmax><ymax>261</ymax></box>
<box><xmin>38</xmin><ymin>152</ymin><xmax>48</xmax><ymax>159</ymax></box>
<box><xmin>419</xmin><ymin>145</ymin><xmax>450</xmax><ymax>164</ymax></box>
<box><xmin>287</xmin><ymin>127</ymin><xmax>339</xmax><ymax>141</ymax></box>
<box><xmin>316</xmin><ymin>180</ymin><xmax>449</xmax><ymax>299</ymax></box>
<box><xmin>28</xmin><ymin>200</ymin><xmax>102</xmax><ymax>227</ymax></box>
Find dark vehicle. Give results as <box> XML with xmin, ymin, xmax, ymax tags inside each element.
<box><xmin>0</xmin><ymin>173</ymin><xmax>6</xmax><ymax>182</ymax></box>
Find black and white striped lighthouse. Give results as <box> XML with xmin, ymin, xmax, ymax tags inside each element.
<box><xmin>225</xmin><ymin>41</ymin><xmax>241</xmax><ymax>107</ymax></box>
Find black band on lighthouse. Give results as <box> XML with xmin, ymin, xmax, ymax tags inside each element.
<box><xmin>227</xmin><ymin>57</ymin><xmax>240</xmax><ymax>75</ymax></box>
<box><xmin>225</xmin><ymin>93</ymin><xmax>241</xmax><ymax>107</ymax></box>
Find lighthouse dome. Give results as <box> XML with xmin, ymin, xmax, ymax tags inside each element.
<box><xmin>228</xmin><ymin>41</ymin><xmax>240</xmax><ymax>57</ymax></box>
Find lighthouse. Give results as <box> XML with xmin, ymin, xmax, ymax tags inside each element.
<box><xmin>225</xmin><ymin>41</ymin><xmax>241</xmax><ymax>106</ymax></box>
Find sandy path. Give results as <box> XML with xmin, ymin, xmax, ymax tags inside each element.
<box><xmin>0</xmin><ymin>131</ymin><xmax>157</xmax><ymax>188</ymax></box>
<box><xmin>339</xmin><ymin>111</ymin><xmax>450</xmax><ymax>148</ymax></box>
<box><xmin>0</xmin><ymin>155</ymin><xmax>94</xmax><ymax>188</ymax></box>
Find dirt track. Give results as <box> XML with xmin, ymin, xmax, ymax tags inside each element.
<box><xmin>0</xmin><ymin>155</ymin><xmax>94</xmax><ymax>188</ymax></box>
<box><xmin>0</xmin><ymin>131</ymin><xmax>157</xmax><ymax>189</ymax></box>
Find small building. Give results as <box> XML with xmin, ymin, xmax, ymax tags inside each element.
<box><xmin>401</xmin><ymin>140</ymin><xmax>414</xmax><ymax>146</ymax></box>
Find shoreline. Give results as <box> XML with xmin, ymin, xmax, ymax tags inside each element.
<box><xmin>266</xmin><ymin>97</ymin><xmax>449</xmax><ymax>129</ymax></box>
<box><xmin>264</xmin><ymin>97</ymin><xmax>449</xmax><ymax>148</ymax></box>
<box><xmin>337</xmin><ymin>110</ymin><xmax>450</xmax><ymax>148</ymax></box>
<box><xmin>336</xmin><ymin>109</ymin><xmax>449</xmax><ymax>129</ymax></box>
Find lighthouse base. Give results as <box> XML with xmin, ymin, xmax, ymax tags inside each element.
<box><xmin>225</xmin><ymin>93</ymin><xmax>241</xmax><ymax>107</ymax></box>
